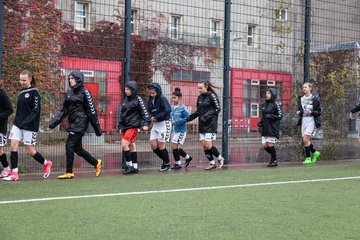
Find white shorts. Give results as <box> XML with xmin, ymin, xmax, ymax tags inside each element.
<box><xmin>0</xmin><ymin>133</ymin><xmax>7</xmax><ymax>147</ymax></box>
<box><xmin>9</xmin><ymin>125</ymin><xmax>37</xmax><ymax>146</ymax></box>
<box><xmin>150</xmin><ymin>120</ymin><xmax>172</xmax><ymax>142</ymax></box>
<box><xmin>199</xmin><ymin>133</ymin><xmax>216</xmax><ymax>141</ymax></box>
<box><xmin>171</xmin><ymin>132</ymin><xmax>187</xmax><ymax>145</ymax></box>
<box><xmin>301</xmin><ymin>117</ymin><xmax>316</xmax><ymax>137</ymax></box>
<box><xmin>261</xmin><ymin>136</ymin><xmax>277</xmax><ymax>144</ymax></box>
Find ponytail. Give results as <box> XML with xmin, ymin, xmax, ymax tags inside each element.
<box><xmin>200</xmin><ymin>80</ymin><xmax>219</xmax><ymax>100</ymax></box>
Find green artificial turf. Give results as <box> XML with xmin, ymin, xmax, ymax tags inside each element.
<box><xmin>1</xmin><ymin>164</ymin><xmax>360</xmax><ymax>240</ymax></box>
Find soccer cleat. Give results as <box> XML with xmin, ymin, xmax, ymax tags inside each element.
<box><xmin>43</xmin><ymin>161</ymin><xmax>52</xmax><ymax>179</ymax></box>
<box><xmin>302</xmin><ymin>157</ymin><xmax>312</xmax><ymax>165</ymax></box>
<box><xmin>123</xmin><ymin>166</ymin><xmax>138</xmax><ymax>174</ymax></box>
<box><xmin>0</xmin><ymin>169</ymin><xmax>12</xmax><ymax>178</ymax></box>
<box><xmin>122</xmin><ymin>165</ymin><xmax>131</xmax><ymax>173</ymax></box>
<box><xmin>171</xmin><ymin>164</ymin><xmax>182</xmax><ymax>169</ymax></box>
<box><xmin>3</xmin><ymin>172</ymin><xmax>19</xmax><ymax>181</ymax></box>
<box><xmin>160</xmin><ymin>164</ymin><xmax>171</xmax><ymax>172</ymax></box>
<box><xmin>184</xmin><ymin>157</ymin><xmax>193</xmax><ymax>167</ymax></box>
<box><xmin>95</xmin><ymin>159</ymin><xmax>102</xmax><ymax>177</ymax></box>
<box><xmin>58</xmin><ymin>172</ymin><xmax>75</xmax><ymax>179</ymax></box>
<box><xmin>204</xmin><ymin>164</ymin><xmax>217</xmax><ymax>170</ymax></box>
<box><xmin>267</xmin><ymin>161</ymin><xmax>278</xmax><ymax>167</ymax></box>
<box><xmin>217</xmin><ymin>157</ymin><xmax>224</xmax><ymax>169</ymax></box>
<box><xmin>311</xmin><ymin>151</ymin><xmax>320</xmax><ymax>164</ymax></box>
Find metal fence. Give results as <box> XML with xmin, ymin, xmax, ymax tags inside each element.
<box><xmin>1</xmin><ymin>0</ymin><xmax>360</xmax><ymax>174</ymax></box>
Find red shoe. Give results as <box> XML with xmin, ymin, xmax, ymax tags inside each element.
<box><xmin>0</xmin><ymin>169</ymin><xmax>11</xmax><ymax>178</ymax></box>
<box><xmin>43</xmin><ymin>161</ymin><xmax>52</xmax><ymax>179</ymax></box>
<box><xmin>3</xmin><ymin>172</ymin><xmax>19</xmax><ymax>181</ymax></box>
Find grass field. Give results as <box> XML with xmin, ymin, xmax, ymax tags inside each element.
<box><xmin>1</xmin><ymin>163</ymin><xmax>360</xmax><ymax>240</ymax></box>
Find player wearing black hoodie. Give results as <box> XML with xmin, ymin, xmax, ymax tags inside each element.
<box><xmin>0</xmin><ymin>86</ymin><xmax>13</xmax><ymax>178</ymax></box>
<box><xmin>119</xmin><ymin>81</ymin><xmax>150</xmax><ymax>174</ymax></box>
<box><xmin>4</xmin><ymin>70</ymin><xmax>52</xmax><ymax>181</ymax></box>
<box><xmin>147</xmin><ymin>82</ymin><xmax>172</xmax><ymax>172</ymax></box>
<box><xmin>257</xmin><ymin>88</ymin><xmax>282</xmax><ymax>167</ymax></box>
<box><xmin>49</xmin><ymin>71</ymin><xmax>102</xmax><ymax>179</ymax></box>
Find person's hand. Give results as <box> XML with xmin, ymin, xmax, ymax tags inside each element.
<box><xmin>350</xmin><ymin>112</ymin><xmax>354</xmax><ymax>119</ymax></box>
<box><xmin>296</xmin><ymin>110</ymin><xmax>301</xmax><ymax>116</ymax></box>
<box><xmin>119</xmin><ymin>129</ymin><xmax>122</xmax><ymax>134</ymax></box>
<box><xmin>142</xmin><ymin>126</ymin><xmax>149</xmax><ymax>131</ymax></box>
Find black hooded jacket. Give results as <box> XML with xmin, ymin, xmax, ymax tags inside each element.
<box><xmin>147</xmin><ymin>82</ymin><xmax>171</xmax><ymax>122</ymax></box>
<box><xmin>258</xmin><ymin>88</ymin><xmax>282</xmax><ymax>138</ymax></box>
<box><xmin>0</xmin><ymin>89</ymin><xmax>13</xmax><ymax>134</ymax></box>
<box><xmin>49</xmin><ymin>71</ymin><xmax>102</xmax><ymax>136</ymax></box>
<box><xmin>118</xmin><ymin>81</ymin><xmax>150</xmax><ymax>130</ymax></box>
<box><xmin>188</xmin><ymin>90</ymin><xmax>221</xmax><ymax>133</ymax></box>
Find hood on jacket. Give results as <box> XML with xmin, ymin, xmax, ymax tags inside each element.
<box><xmin>125</xmin><ymin>81</ymin><xmax>138</xmax><ymax>96</ymax></box>
<box><xmin>68</xmin><ymin>71</ymin><xmax>84</xmax><ymax>89</ymax></box>
<box><xmin>266</xmin><ymin>88</ymin><xmax>277</xmax><ymax>101</ymax></box>
<box><xmin>147</xmin><ymin>82</ymin><xmax>162</xmax><ymax>96</ymax></box>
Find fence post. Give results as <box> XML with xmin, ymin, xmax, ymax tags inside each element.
<box><xmin>123</xmin><ymin>0</ymin><xmax>131</xmax><ymax>85</ymax></box>
<box><xmin>0</xmin><ymin>0</ymin><xmax>4</xmax><ymax>79</ymax></box>
<box><xmin>222</xmin><ymin>0</ymin><xmax>231</xmax><ymax>164</ymax></box>
<box><xmin>304</xmin><ymin>0</ymin><xmax>312</xmax><ymax>83</ymax></box>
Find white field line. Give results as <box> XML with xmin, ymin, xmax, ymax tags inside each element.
<box><xmin>1</xmin><ymin>176</ymin><xmax>360</xmax><ymax>205</ymax></box>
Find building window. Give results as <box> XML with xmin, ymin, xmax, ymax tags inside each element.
<box><xmin>274</xmin><ymin>9</ymin><xmax>287</xmax><ymax>21</ymax></box>
<box><xmin>170</xmin><ymin>15</ymin><xmax>181</xmax><ymax>39</ymax></box>
<box><xmin>251</xmin><ymin>103</ymin><xmax>259</xmax><ymax>118</ymax></box>
<box><xmin>171</xmin><ymin>70</ymin><xmax>210</xmax><ymax>82</ymax></box>
<box><xmin>131</xmin><ymin>10</ymin><xmax>137</xmax><ymax>34</ymax></box>
<box><xmin>247</xmin><ymin>25</ymin><xmax>255</xmax><ymax>47</ymax></box>
<box><xmin>75</xmin><ymin>2</ymin><xmax>89</xmax><ymax>30</ymax></box>
<box><xmin>210</xmin><ymin>20</ymin><xmax>219</xmax><ymax>38</ymax></box>
<box><xmin>209</xmin><ymin>20</ymin><xmax>220</xmax><ymax>47</ymax></box>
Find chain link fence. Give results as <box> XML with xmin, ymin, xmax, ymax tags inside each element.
<box><xmin>1</xmin><ymin>0</ymin><xmax>360</xmax><ymax>174</ymax></box>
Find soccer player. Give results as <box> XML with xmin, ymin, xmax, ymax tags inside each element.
<box><xmin>118</xmin><ymin>81</ymin><xmax>150</xmax><ymax>174</ymax></box>
<box><xmin>147</xmin><ymin>82</ymin><xmax>172</xmax><ymax>172</ymax></box>
<box><xmin>0</xmin><ymin>82</ymin><xmax>14</xmax><ymax>178</ymax></box>
<box><xmin>296</xmin><ymin>82</ymin><xmax>322</xmax><ymax>164</ymax></box>
<box><xmin>188</xmin><ymin>80</ymin><xmax>224</xmax><ymax>170</ymax></box>
<box><xmin>170</xmin><ymin>87</ymin><xmax>192</xmax><ymax>169</ymax></box>
<box><xmin>257</xmin><ymin>88</ymin><xmax>282</xmax><ymax>167</ymax></box>
<box><xmin>49</xmin><ymin>71</ymin><xmax>102</xmax><ymax>179</ymax></box>
<box><xmin>4</xmin><ymin>70</ymin><xmax>52</xmax><ymax>181</ymax></box>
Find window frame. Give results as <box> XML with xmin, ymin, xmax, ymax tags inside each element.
<box><xmin>170</xmin><ymin>15</ymin><xmax>181</xmax><ymax>39</ymax></box>
<box><xmin>274</xmin><ymin>9</ymin><xmax>288</xmax><ymax>21</ymax></box>
<box><xmin>247</xmin><ymin>25</ymin><xmax>255</xmax><ymax>47</ymax></box>
<box><xmin>131</xmin><ymin>10</ymin><xmax>137</xmax><ymax>34</ymax></box>
<box><xmin>74</xmin><ymin>1</ymin><xmax>89</xmax><ymax>30</ymax></box>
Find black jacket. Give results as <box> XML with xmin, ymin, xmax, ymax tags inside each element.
<box><xmin>257</xmin><ymin>88</ymin><xmax>282</xmax><ymax>138</ymax></box>
<box><xmin>13</xmin><ymin>87</ymin><xmax>41</xmax><ymax>132</ymax></box>
<box><xmin>49</xmin><ymin>71</ymin><xmax>102</xmax><ymax>136</ymax></box>
<box><xmin>147</xmin><ymin>82</ymin><xmax>171</xmax><ymax>122</ymax></box>
<box><xmin>0</xmin><ymin>89</ymin><xmax>13</xmax><ymax>134</ymax></box>
<box><xmin>188</xmin><ymin>91</ymin><xmax>221</xmax><ymax>133</ymax></box>
<box><xmin>297</xmin><ymin>95</ymin><xmax>322</xmax><ymax>128</ymax></box>
<box><xmin>118</xmin><ymin>81</ymin><xmax>150</xmax><ymax>130</ymax></box>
